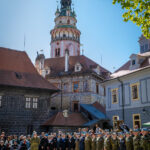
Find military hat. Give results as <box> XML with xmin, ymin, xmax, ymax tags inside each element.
<box><xmin>125</xmin><ymin>132</ymin><xmax>130</xmax><ymax>134</ymax></box>
<box><xmin>133</xmin><ymin>129</ymin><xmax>140</xmax><ymax>132</ymax></box>
<box><xmin>97</xmin><ymin>132</ymin><xmax>103</xmax><ymax>135</ymax></box>
<box><xmin>105</xmin><ymin>129</ymin><xmax>109</xmax><ymax>132</ymax></box>
<box><xmin>141</xmin><ymin>128</ymin><xmax>148</xmax><ymax>131</ymax></box>
<box><xmin>112</xmin><ymin>132</ymin><xmax>117</xmax><ymax>135</ymax></box>
<box><xmin>118</xmin><ymin>132</ymin><xmax>124</xmax><ymax>136</ymax></box>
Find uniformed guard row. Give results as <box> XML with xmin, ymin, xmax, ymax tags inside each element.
<box><xmin>0</xmin><ymin>128</ymin><xmax>150</xmax><ymax>150</ymax></box>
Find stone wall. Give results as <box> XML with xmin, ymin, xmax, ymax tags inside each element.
<box><xmin>0</xmin><ymin>86</ymin><xmax>54</xmax><ymax>135</ymax></box>
<box><xmin>49</xmin><ymin>74</ymin><xmax>105</xmax><ymax>110</ymax></box>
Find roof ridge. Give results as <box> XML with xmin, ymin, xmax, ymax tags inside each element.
<box><xmin>0</xmin><ymin>47</ymin><xmax>26</xmax><ymax>53</ymax></box>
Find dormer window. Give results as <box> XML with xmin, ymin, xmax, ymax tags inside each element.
<box><xmin>132</xmin><ymin>60</ymin><xmax>136</xmax><ymax>65</ymax></box>
<box><xmin>75</xmin><ymin>63</ymin><xmax>82</xmax><ymax>72</ymax></box>
<box><xmin>45</xmin><ymin>67</ymin><xmax>51</xmax><ymax>75</ymax></box>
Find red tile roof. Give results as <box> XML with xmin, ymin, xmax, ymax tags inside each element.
<box><xmin>115</xmin><ymin>56</ymin><xmax>150</xmax><ymax>73</ymax></box>
<box><xmin>44</xmin><ymin>55</ymin><xmax>110</xmax><ymax>78</ymax></box>
<box><xmin>43</xmin><ymin>112</ymin><xmax>88</xmax><ymax>126</ymax></box>
<box><xmin>0</xmin><ymin>47</ymin><xmax>58</xmax><ymax>92</ymax></box>
<box><xmin>115</xmin><ymin>60</ymin><xmax>130</xmax><ymax>73</ymax></box>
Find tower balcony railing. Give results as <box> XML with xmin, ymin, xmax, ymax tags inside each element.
<box><xmin>51</xmin><ymin>37</ymin><xmax>80</xmax><ymax>43</ymax></box>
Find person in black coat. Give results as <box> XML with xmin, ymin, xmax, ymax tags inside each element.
<box><xmin>79</xmin><ymin>133</ymin><xmax>85</xmax><ymax>150</ymax></box>
<box><xmin>57</xmin><ymin>134</ymin><xmax>62</xmax><ymax>150</ymax></box>
<box><xmin>11</xmin><ymin>140</ymin><xmax>19</xmax><ymax>150</ymax></box>
<box><xmin>47</xmin><ymin>135</ymin><xmax>54</xmax><ymax>150</ymax></box>
<box><xmin>39</xmin><ymin>134</ymin><xmax>48</xmax><ymax>150</ymax></box>
<box><xmin>52</xmin><ymin>133</ymin><xmax>57</xmax><ymax>150</ymax></box>
<box><xmin>68</xmin><ymin>134</ymin><xmax>75</xmax><ymax>150</ymax></box>
<box><xmin>0</xmin><ymin>140</ymin><xmax>7</xmax><ymax>150</ymax></box>
<box><xmin>61</xmin><ymin>134</ymin><xmax>67</xmax><ymax>150</ymax></box>
<box><xmin>19</xmin><ymin>140</ymin><xmax>28</xmax><ymax>150</ymax></box>
<box><xmin>65</xmin><ymin>134</ymin><xmax>69</xmax><ymax>150</ymax></box>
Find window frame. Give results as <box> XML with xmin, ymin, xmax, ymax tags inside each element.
<box><xmin>0</xmin><ymin>95</ymin><xmax>2</xmax><ymax>107</ymax></box>
<box><xmin>113</xmin><ymin>116</ymin><xmax>119</xmax><ymax>129</ymax></box>
<box><xmin>63</xmin><ymin>83</ymin><xmax>68</xmax><ymax>93</ymax></box>
<box><xmin>111</xmin><ymin>88</ymin><xmax>118</xmax><ymax>104</ymax></box>
<box><xmin>130</xmin><ymin>82</ymin><xmax>140</xmax><ymax>101</ymax></box>
<box><xmin>132</xmin><ymin>60</ymin><xmax>136</xmax><ymax>65</ymax></box>
<box><xmin>96</xmin><ymin>83</ymin><xmax>99</xmax><ymax>94</ymax></box>
<box><xmin>133</xmin><ymin>114</ymin><xmax>141</xmax><ymax>128</ymax></box>
<box><xmin>25</xmin><ymin>97</ymin><xmax>31</xmax><ymax>109</ymax></box>
<box><xmin>72</xmin><ymin>81</ymin><xmax>79</xmax><ymax>93</ymax></box>
<box><xmin>33</xmin><ymin>97</ymin><xmax>38</xmax><ymax>109</ymax></box>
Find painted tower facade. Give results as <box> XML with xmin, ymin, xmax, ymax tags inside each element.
<box><xmin>50</xmin><ymin>0</ymin><xmax>81</xmax><ymax>58</ymax></box>
<box><xmin>35</xmin><ymin>0</ymin><xmax>110</xmax><ymax>114</ymax></box>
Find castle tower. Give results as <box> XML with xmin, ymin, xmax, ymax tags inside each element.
<box><xmin>50</xmin><ymin>0</ymin><xmax>81</xmax><ymax>58</ymax></box>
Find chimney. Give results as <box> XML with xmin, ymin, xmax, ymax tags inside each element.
<box><xmin>65</xmin><ymin>49</ymin><xmax>69</xmax><ymax>72</ymax></box>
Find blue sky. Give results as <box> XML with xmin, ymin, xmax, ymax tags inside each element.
<box><xmin>0</xmin><ymin>0</ymin><xmax>141</xmax><ymax>72</ymax></box>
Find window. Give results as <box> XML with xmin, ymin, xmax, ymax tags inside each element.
<box><xmin>75</xmin><ymin>63</ymin><xmax>82</xmax><ymax>72</ymax></box>
<box><xmin>73</xmin><ymin>82</ymin><xmax>79</xmax><ymax>93</ymax></box>
<box><xmin>55</xmin><ymin>48</ymin><xmax>60</xmax><ymax>57</ymax></box>
<box><xmin>33</xmin><ymin>98</ymin><xmax>38</xmax><ymax>109</ymax></box>
<box><xmin>72</xmin><ymin>101</ymin><xmax>79</xmax><ymax>112</ymax></box>
<box><xmin>140</xmin><ymin>45</ymin><xmax>144</xmax><ymax>52</ymax></box>
<box><xmin>63</xmin><ymin>34</ymin><xmax>66</xmax><ymax>38</ymax></box>
<box><xmin>63</xmin><ymin>83</ymin><xmax>68</xmax><ymax>93</ymax></box>
<box><xmin>133</xmin><ymin>114</ymin><xmax>141</xmax><ymax>128</ymax></box>
<box><xmin>67</xmin><ymin>19</ymin><xmax>70</xmax><ymax>24</ymax></box>
<box><xmin>111</xmin><ymin>88</ymin><xmax>118</xmax><ymax>104</ymax></box>
<box><xmin>132</xmin><ymin>60</ymin><xmax>136</xmax><ymax>65</ymax></box>
<box><xmin>145</xmin><ymin>44</ymin><xmax>148</xmax><ymax>51</ymax></box>
<box><xmin>96</xmin><ymin>83</ymin><xmax>99</xmax><ymax>94</ymax></box>
<box><xmin>113</xmin><ymin>116</ymin><xmax>119</xmax><ymax>129</ymax></box>
<box><xmin>0</xmin><ymin>96</ymin><xmax>2</xmax><ymax>107</ymax></box>
<box><xmin>131</xmin><ymin>83</ymin><xmax>139</xmax><ymax>100</ymax></box>
<box><xmin>76</xmin><ymin>66</ymin><xmax>80</xmax><ymax>71</ymax></box>
<box><xmin>25</xmin><ymin>98</ymin><xmax>31</xmax><ymax>108</ymax></box>
<box><xmin>83</xmin><ymin>81</ymin><xmax>88</xmax><ymax>92</ymax></box>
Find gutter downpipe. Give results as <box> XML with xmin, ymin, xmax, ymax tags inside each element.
<box><xmin>117</xmin><ymin>77</ymin><xmax>125</xmax><ymax>122</ymax></box>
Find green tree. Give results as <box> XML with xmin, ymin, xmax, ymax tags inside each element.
<box><xmin>113</xmin><ymin>0</ymin><xmax>150</xmax><ymax>39</ymax></box>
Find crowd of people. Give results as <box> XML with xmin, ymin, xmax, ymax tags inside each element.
<box><xmin>0</xmin><ymin>124</ymin><xmax>150</xmax><ymax>150</ymax></box>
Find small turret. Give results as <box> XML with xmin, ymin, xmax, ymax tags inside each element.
<box><xmin>139</xmin><ymin>35</ymin><xmax>150</xmax><ymax>53</ymax></box>
<box><xmin>35</xmin><ymin>51</ymin><xmax>45</xmax><ymax>75</ymax></box>
<box><xmin>55</xmin><ymin>7</ymin><xmax>60</xmax><ymax>17</ymax></box>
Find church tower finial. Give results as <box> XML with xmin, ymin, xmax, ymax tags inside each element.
<box><xmin>61</xmin><ymin>0</ymin><xmax>72</xmax><ymax>9</ymax></box>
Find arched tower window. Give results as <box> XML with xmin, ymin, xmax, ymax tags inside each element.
<box><xmin>55</xmin><ymin>48</ymin><xmax>60</xmax><ymax>57</ymax></box>
<box><xmin>67</xmin><ymin>19</ymin><xmax>70</xmax><ymax>24</ymax></box>
<box><xmin>63</xmin><ymin>34</ymin><xmax>66</xmax><ymax>38</ymax></box>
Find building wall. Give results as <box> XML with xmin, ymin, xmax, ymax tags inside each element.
<box><xmin>48</xmin><ymin>75</ymin><xmax>105</xmax><ymax>110</ymax></box>
<box><xmin>105</xmin><ymin>68</ymin><xmax>150</xmax><ymax>128</ymax></box>
<box><xmin>0</xmin><ymin>87</ymin><xmax>53</xmax><ymax>135</ymax></box>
